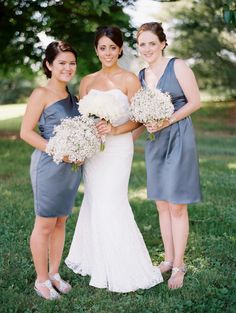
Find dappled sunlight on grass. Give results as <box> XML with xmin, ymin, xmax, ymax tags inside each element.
<box><xmin>129</xmin><ymin>187</ymin><xmax>147</xmax><ymax>200</ymax></box>
<box><xmin>192</xmin><ymin>101</ymin><xmax>236</xmax><ymax>135</ymax></box>
<box><xmin>78</xmin><ymin>182</ymin><xmax>84</xmax><ymax>193</ymax></box>
<box><xmin>71</xmin><ymin>206</ymin><xmax>80</xmax><ymax>215</ymax></box>
<box><xmin>201</xmin><ymin>100</ymin><xmax>236</xmax><ymax>109</ymax></box>
<box><xmin>0</xmin><ymin>116</ymin><xmax>22</xmax><ymax>133</ymax></box>
<box><xmin>132</xmin><ymin>159</ymin><xmax>145</xmax><ymax>169</ymax></box>
<box><xmin>227</xmin><ymin>162</ymin><xmax>236</xmax><ymax>170</ymax></box>
<box><xmin>0</xmin><ymin>104</ymin><xmax>26</xmax><ymax>120</ymax></box>
<box><xmin>188</xmin><ymin>257</ymin><xmax>210</xmax><ymax>274</ymax></box>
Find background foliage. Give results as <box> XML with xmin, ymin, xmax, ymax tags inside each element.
<box><xmin>0</xmin><ymin>0</ymin><xmax>236</xmax><ymax>103</ymax></box>
<box><xmin>0</xmin><ymin>0</ymin><xmax>133</xmax><ymax>103</ymax></box>
<box><xmin>153</xmin><ymin>0</ymin><xmax>236</xmax><ymax>98</ymax></box>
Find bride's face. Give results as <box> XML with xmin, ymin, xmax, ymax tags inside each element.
<box><xmin>96</xmin><ymin>36</ymin><xmax>122</xmax><ymax>67</ymax></box>
<box><xmin>137</xmin><ymin>31</ymin><xmax>165</xmax><ymax>64</ymax></box>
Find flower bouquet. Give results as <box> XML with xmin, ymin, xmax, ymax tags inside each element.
<box><xmin>129</xmin><ymin>87</ymin><xmax>174</xmax><ymax>140</ymax></box>
<box><xmin>79</xmin><ymin>92</ymin><xmax>125</xmax><ymax>150</ymax></box>
<box><xmin>46</xmin><ymin>116</ymin><xmax>100</xmax><ymax>171</ymax></box>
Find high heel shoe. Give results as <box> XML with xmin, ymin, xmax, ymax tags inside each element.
<box><xmin>34</xmin><ymin>279</ymin><xmax>61</xmax><ymax>300</ymax></box>
<box><xmin>49</xmin><ymin>273</ymin><xmax>72</xmax><ymax>294</ymax></box>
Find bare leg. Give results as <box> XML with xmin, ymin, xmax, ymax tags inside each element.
<box><xmin>168</xmin><ymin>203</ymin><xmax>189</xmax><ymax>289</ymax></box>
<box><xmin>49</xmin><ymin>216</ymin><xmax>67</xmax><ymax>275</ymax></box>
<box><xmin>49</xmin><ymin>216</ymin><xmax>71</xmax><ymax>293</ymax></box>
<box><xmin>30</xmin><ymin>216</ymin><xmax>57</xmax><ymax>297</ymax></box>
<box><xmin>156</xmin><ymin>200</ymin><xmax>174</xmax><ymax>272</ymax></box>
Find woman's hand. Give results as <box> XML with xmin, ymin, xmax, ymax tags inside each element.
<box><xmin>96</xmin><ymin>120</ymin><xmax>115</xmax><ymax>136</ymax></box>
<box><xmin>145</xmin><ymin>119</ymin><xmax>170</xmax><ymax>133</ymax></box>
<box><xmin>63</xmin><ymin>156</ymin><xmax>83</xmax><ymax>166</ymax></box>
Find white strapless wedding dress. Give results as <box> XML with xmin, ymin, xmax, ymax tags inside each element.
<box><xmin>65</xmin><ymin>89</ymin><xmax>163</xmax><ymax>293</ymax></box>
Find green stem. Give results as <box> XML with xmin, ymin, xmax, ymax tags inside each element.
<box><xmin>149</xmin><ymin>132</ymin><xmax>155</xmax><ymax>141</ymax></box>
<box><xmin>71</xmin><ymin>163</ymin><xmax>79</xmax><ymax>172</ymax></box>
<box><xmin>100</xmin><ymin>142</ymin><xmax>105</xmax><ymax>151</ymax></box>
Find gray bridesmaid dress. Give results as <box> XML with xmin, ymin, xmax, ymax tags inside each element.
<box><xmin>139</xmin><ymin>58</ymin><xmax>201</xmax><ymax>204</ymax></box>
<box><xmin>30</xmin><ymin>92</ymin><xmax>82</xmax><ymax>217</ymax></box>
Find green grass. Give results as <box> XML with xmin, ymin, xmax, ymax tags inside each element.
<box><xmin>0</xmin><ymin>102</ymin><xmax>236</xmax><ymax>313</ymax></box>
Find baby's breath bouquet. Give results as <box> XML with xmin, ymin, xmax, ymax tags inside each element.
<box><xmin>79</xmin><ymin>92</ymin><xmax>125</xmax><ymax>150</ymax></box>
<box><xmin>46</xmin><ymin>116</ymin><xmax>100</xmax><ymax>170</ymax></box>
<box><xmin>129</xmin><ymin>87</ymin><xmax>174</xmax><ymax>140</ymax></box>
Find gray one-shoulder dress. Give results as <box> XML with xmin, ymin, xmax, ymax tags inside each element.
<box><xmin>139</xmin><ymin>58</ymin><xmax>201</xmax><ymax>204</ymax></box>
<box><xmin>30</xmin><ymin>93</ymin><xmax>82</xmax><ymax>217</ymax></box>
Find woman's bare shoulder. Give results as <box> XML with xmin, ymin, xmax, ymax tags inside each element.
<box><xmin>79</xmin><ymin>71</ymin><xmax>101</xmax><ymax>97</ymax></box>
<box><xmin>174</xmin><ymin>58</ymin><xmax>190</xmax><ymax>71</ymax></box>
<box><xmin>28</xmin><ymin>86</ymin><xmax>49</xmax><ymax>103</ymax></box>
<box><xmin>81</xmin><ymin>71</ymin><xmax>100</xmax><ymax>84</ymax></box>
<box><xmin>121</xmin><ymin>69</ymin><xmax>140</xmax><ymax>84</ymax></box>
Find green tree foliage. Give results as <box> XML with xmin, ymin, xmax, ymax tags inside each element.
<box><xmin>0</xmin><ymin>69</ymin><xmax>37</xmax><ymax>104</ymax></box>
<box><xmin>0</xmin><ymin>0</ymin><xmax>135</xmax><ymax>103</ymax></box>
<box><xmin>168</xmin><ymin>0</ymin><xmax>236</xmax><ymax>98</ymax></box>
<box><xmin>223</xmin><ymin>0</ymin><xmax>236</xmax><ymax>27</ymax></box>
<box><xmin>0</xmin><ymin>0</ymin><xmax>134</xmax><ymax>76</ymax></box>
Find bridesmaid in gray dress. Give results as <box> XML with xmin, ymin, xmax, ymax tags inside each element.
<box><xmin>136</xmin><ymin>22</ymin><xmax>201</xmax><ymax>289</ymax></box>
<box><xmin>20</xmin><ymin>41</ymin><xmax>82</xmax><ymax>300</ymax></box>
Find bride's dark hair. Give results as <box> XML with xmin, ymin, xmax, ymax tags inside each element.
<box><xmin>94</xmin><ymin>26</ymin><xmax>123</xmax><ymax>58</ymax></box>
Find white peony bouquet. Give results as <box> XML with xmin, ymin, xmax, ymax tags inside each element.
<box><xmin>129</xmin><ymin>87</ymin><xmax>174</xmax><ymax>140</ymax></box>
<box><xmin>79</xmin><ymin>92</ymin><xmax>125</xmax><ymax>150</ymax></box>
<box><xmin>46</xmin><ymin>116</ymin><xmax>100</xmax><ymax>170</ymax></box>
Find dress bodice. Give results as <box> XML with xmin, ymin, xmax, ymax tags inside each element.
<box><xmin>139</xmin><ymin>58</ymin><xmax>187</xmax><ymax>112</ymax></box>
<box><xmin>38</xmin><ymin>93</ymin><xmax>79</xmax><ymax>140</ymax></box>
<box><xmin>87</xmin><ymin>89</ymin><xmax>130</xmax><ymax>127</ymax></box>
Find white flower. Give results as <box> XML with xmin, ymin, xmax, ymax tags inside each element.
<box><xmin>79</xmin><ymin>92</ymin><xmax>125</xmax><ymax>124</ymax></box>
<box><xmin>129</xmin><ymin>87</ymin><xmax>174</xmax><ymax>124</ymax></box>
<box><xmin>46</xmin><ymin>116</ymin><xmax>100</xmax><ymax>165</ymax></box>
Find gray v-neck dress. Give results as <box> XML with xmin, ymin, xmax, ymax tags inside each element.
<box><xmin>30</xmin><ymin>93</ymin><xmax>82</xmax><ymax>217</ymax></box>
<box><xmin>139</xmin><ymin>58</ymin><xmax>201</xmax><ymax>204</ymax></box>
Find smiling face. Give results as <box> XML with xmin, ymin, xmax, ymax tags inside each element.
<box><xmin>46</xmin><ymin>51</ymin><xmax>77</xmax><ymax>82</ymax></box>
<box><xmin>137</xmin><ymin>30</ymin><xmax>166</xmax><ymax>64</ymax></box>
<box><xmin>95</xmin><ymin>36</ymin><xmax>122</xmax><ymax>68</ymax></box>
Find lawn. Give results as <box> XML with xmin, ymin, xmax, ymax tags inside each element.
<box><xmin>0</xmin><ymin>101</ymin><xmax>236</xmax><ymax>313</ymax></box>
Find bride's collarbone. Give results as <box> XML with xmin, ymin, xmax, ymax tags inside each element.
<box><xmin>87</xmin><ymin>84</ymin><xmax>126</xmax><ymax>94</ymax></box>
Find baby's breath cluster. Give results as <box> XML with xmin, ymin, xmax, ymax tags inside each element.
<box><xmin>79</xmin><ymin>92</ymin><xmax>125</xmax><ymax>124</ymax></box>
<box><xmin>46</xmin><ymin>116</ymin><xmax>100</xmax><ymax>164</ymax></box>
<box><xmin>129</xmin><ymin>87</ymin><xmax>174</xmax><ymax>124</ymax></box>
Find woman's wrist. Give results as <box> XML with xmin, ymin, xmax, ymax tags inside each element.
<box><xmin>110</xmin><ymin>125</ymin><xmax>118</xmax><ymax>136</ymax></box>
<box><xmin>168</xmin><ymin>115</ymin><xmax>177</xmax><ymax>125</ymax></box>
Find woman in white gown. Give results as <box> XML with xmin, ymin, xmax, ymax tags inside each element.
<box><xmin>65</xmin><ymin>26</ymin><xmax>163</xmax><ymax>293</ymax></box>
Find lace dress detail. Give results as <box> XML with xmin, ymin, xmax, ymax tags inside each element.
<box><xmin>65</xmin><ymin>89</ymin><xmax>163</xmax><ymax>292</ymax></box>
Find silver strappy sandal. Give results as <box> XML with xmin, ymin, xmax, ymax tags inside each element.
<box><xmin>49</xmin><ymin>273</ymin><xmax>72</xmax><ymax>294</ymax></box>
<box><xmin>158</xmin><ymin>261</ymin><xmax>173</xmax><ymax>273</ymax></box>
<box><xmin>168</xmin><ymin>265</ymin><xmax>187</xmax><ymax>289</ymax></box>
<box><xmin>34</xmin><ymin>279</ymin><xmax>61</xmax><ymax>300</ymax></box>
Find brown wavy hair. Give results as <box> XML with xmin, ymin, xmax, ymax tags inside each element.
<box><xmin>137</xmin><ymin>22</ymin><xmax>168</xmax><ymax>50</ymax></box>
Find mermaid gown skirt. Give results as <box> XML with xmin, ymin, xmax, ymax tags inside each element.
<box><xmin>65</xmin><ymin>89</ymin><xmax>163</xmax><ymax>292</ymax></box>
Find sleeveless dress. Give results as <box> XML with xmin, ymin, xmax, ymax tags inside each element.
<box><xmin>30</xmin><ymin>93</ymin><xmax>82</xmax><ymax>217</ymax></box>
<box><xmin>65</xmin><ymin>89</ymin><xmax>163</xmax><ymax>293</ymax></box>
<box><xmin>139</xmin><ymin>58</ymin><xmax>201</xmax><ymax>204</ymax></box>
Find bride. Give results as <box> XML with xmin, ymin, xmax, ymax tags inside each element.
<box><xmin>65</xmin><ymin>26</ymin><xmax>163</xmax><ymax>292</ymax></box>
